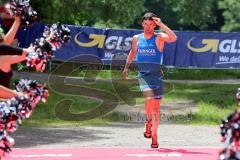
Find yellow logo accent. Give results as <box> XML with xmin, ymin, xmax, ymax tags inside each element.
<box><xmin>74</xmin><ymin>32</ymin><xmax>106</xmax><ymax>48</ymax></box>
<box><xmin>188</xmin><ymin>38</ymin><xmax>219</xmax><ymax>53</ymax></box>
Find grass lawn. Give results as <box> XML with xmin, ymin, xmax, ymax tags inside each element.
<box><xmin>21</xmin><ymin>80</ymin><xmax>239</xmax><ymax>127</ymax></box>
<box><xmin>70</xmin><ymin>68</ymin><xmax>240</xmax><ymax>80</ymax></box>
<box><xmin>167</xmin><ymin>68</ymin><xmax>240</xmax><ymax>80</ymax></box>
<box><xmin>164</xmin><ymin>83</ymin><xmax>238</xmax><ymax>125</ymax></box>
<box><xmin>13</xmin><ymin>66</ymin><xmax>240</xmax><ymax>127</ymax></box>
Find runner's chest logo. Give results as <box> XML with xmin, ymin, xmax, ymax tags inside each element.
<box><xmin>137</xmin><ymin>48</ymin><xmax>156</xmax><ymax>56</ymax></box>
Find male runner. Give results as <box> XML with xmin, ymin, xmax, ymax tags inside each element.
<box><xmin>123</xmin><ymin>12</ymin><xmax>177</xmax><ymax>148</ymax></box>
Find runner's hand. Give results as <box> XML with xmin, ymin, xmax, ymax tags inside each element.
<box><xmin>152</xmin><ymin>17</ymin><xmax>162</xmax><ymax>26</ymax></box>
<box><xmin>122</xmin><ymin>68</ymin><xmax>129</xmax><ymax>80</ymax></box>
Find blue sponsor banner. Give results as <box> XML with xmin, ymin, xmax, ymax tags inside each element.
<box><xmin>16</xmin><ymin>23</ymin><xmax>240</xmax><ymax>68</ymax></box>
<box><xmin>176</xmin><ymin>31</ymin><xmax>240</xmax><ymax>68</ymax></box>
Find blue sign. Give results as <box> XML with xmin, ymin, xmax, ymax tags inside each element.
<box><xmin>16</xmin><ymin>23</ymin><xmax>240</xmax><ymax>68</ymax></box>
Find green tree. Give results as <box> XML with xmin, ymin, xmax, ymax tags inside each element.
<box><xmin>30</xmin><ymin>0</ymin><xmax>145</xmax><ymax>28</ymax></box>
<box><xmin>218</xmin><ymin>0</ymin><xmax>240</xmax><ymax>32</ymax></box>
<box><xmin>172</xmin><ymin>0</ymin><xmax>216</xmax><ymax>27</ymax></box>
<box><xmin>139</xmin><ymin>0</ymin><xmax>217</xmax><ymax>31</ymax></box>
<box><xmin>0</xmin><ymin>0</ymin><xmax>226</xmax><ymax>31</ymax></box>
<box><xmin>0</xmin><ymin>0</ymin><xmax>6</xmax><ymax>5</ymax></box>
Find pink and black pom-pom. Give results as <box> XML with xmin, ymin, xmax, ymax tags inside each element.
<box><xmin>4</xmin><ymin>0</ymin><xmax>37</xmax><ymax>28</ymax></box>
<box><xmin>219</xmin><ymin>88</ymin><xmax>240</xmax><ymax>160</ymax></box>
<box><xmin>0</xmin><ymin>79</ymin><xmax>49</xmax><ymax>156</ymax></box>
<box><xmin>26</xmin><ymin>23</ymin><xmax>71</xmax><ymax>72</ymax></box>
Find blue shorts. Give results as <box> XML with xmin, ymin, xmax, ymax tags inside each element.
<box><xmin>138</xmin><ymin>71</ymin><xmax>163</xmax><ymax>99</ymax></box>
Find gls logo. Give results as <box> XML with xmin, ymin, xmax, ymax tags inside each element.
<box><xmin>188</xmin><ymin>37</ymin><xmax>240</xmax><ymax>53</ymax></box>
<box><xmin>74</xmin><ymin>32</ymin><xmax>132</xmax><ymax>51</ymax></box>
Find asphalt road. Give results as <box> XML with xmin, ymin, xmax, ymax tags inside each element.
<box><xmin>12</xmin><ymin>123</ymin><xmax>222</xmax><ymax>149</ymax></box>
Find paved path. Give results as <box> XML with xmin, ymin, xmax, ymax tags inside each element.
<box><xmin>12</xmin><ymin>123</ymin><xmax>222</xmax><ymax>149</ymax></box>
<box><xmin>5</xmin><ymin>123</ymin><xmax>223</xmax><ymax>160</ymax></box>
